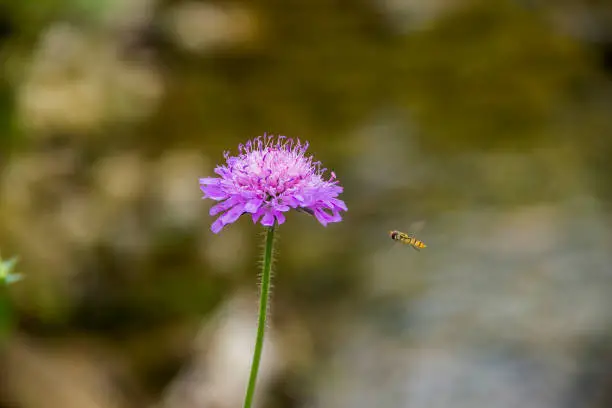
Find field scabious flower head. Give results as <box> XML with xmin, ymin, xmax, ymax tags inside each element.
<box><xmin>200</xmin><ymin>134</ymin><xmax>347</xmax><ymax>233</ymax></box>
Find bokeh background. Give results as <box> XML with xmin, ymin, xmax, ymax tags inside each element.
<box><xmin>1</xmin><ymin>0</ymin><xmax>612</xmax><ymax>407</ymax></box>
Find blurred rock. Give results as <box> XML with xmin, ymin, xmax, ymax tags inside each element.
<box><xmin>100</xmin><ymin>0</ymin><xmax>156</xmax><ymax>34</ymax></box>
<box><xmin>94</xmin><ymin>152</ymin><xmax>147</xmax><ymax>205</ymax></box>
<box><xmin>17</xmin><ymin>23</ymin><xmax>163</xmax><ymax>136</ymax></box>
<box><xmin>163</xmin><ymin>2</ymin><xmax>259</xmax><ymax>53</ymax></box>
<box><xmin>154</xmin><ymin>150</ymin><xmax>209</xmax><ymax>229</ymax></box>
<box><xmin>542</xmin><ymin>1</ymin><xmax>612</xmax><ymax>42</ymax></box>
<box><xmin>376</xmin><ymin>0</ymin><xmax>460</xmax><ymax>32</ymax></box>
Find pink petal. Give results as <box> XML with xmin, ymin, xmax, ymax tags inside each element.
<box><xmin>220</xmin><ymin>203</ymin><xmax>246</xmax><ymax>224</ymax></box>
<box><xmin>210</xmin><ymin>197</ymin><xmax>240</xmax><ymax>216</ymax></box>
<box><xmin>201</xmin><ymin>184</ymin><xmax>227</xmax><ymax>200</ymax></box>
<box><xmin>275</xmin><ymin>212</ymin><xmax>286</xmax><ymax>224</ymax></box>
<box><xmin>211</xmin><ymin>218</ymin><xmax>225</xmax><ymax>233</ymax></box>
<box><xmin>245</xmin><ymin>198</ymin><xmax>264</xmax><ymax>213</ymax></box>
<box><xmin>252</xmin><ymin>209</ymin><xmax>264</xmax><ymax>223</ymax></box>
<box><xmin>332</xmin><ymin>199</ymin><xmax>348</xmax><ymax>211</ymax></box>
<box><xmin>199</xmin><ymin>177</ymin><xmax>219</xmax><ymax>185</ymax></box>
<box><xmin>261</xmin><ymin>212</ymin><xmax>275</xmax><ymax>226</ymax></box>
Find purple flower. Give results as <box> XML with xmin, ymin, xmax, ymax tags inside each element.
<box><xmin>200</xmin><ymin>134</ymin><xmax>347</xmax><ymax>233</ymax></box>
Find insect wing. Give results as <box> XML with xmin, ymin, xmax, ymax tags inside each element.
<box><xmin>407</xmin><ymin>220</ymin><xmax>427</xmax><ymax>250</ymax></box>
<box><xmin>408</xmin><ymin>220</ymin><xmax>426</xmax><ymax>235</ymax></box>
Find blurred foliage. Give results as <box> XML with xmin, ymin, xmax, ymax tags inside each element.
<box><xmin>397</xmin><ymin>0</ymin><xmax>592</xmax><ymax>153</ymax></box>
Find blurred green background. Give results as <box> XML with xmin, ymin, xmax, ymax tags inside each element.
<box><xmin>2</xmin><ymin>0</ymin><xmax>612</xmax><ymax>407</ymax></box>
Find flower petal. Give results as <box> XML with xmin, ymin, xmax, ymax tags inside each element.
<box><xmin>261</xmin><ymin>212</ymin><xmax>275</xmax><ymax>226</ymax></box>
<box><xmin>327</xmin><ymin>210</ymin><xmax>342</xmax><ymax>223</ymax></box>
<box><xmin>332</xmin><ymin>198</ymin><xmax>348</xmax><ymax>211</ymax></box>
<box><xmin>245</xmin><ymin>198</ymin><xmax>264</xmax><ymax>213</ymax></box>
<box><xmin>275</xmin><ymin>211</ymin><xmax>286</xmax><ymax>225</ymax></box>
<box><xmin>199</xmin><ymin>177</ymin><xmax>219</xmax><ymax>185</ymax></box>
<box><xmin>281</xmin><ymin>196</ymin><xmax>300</xmax><ymax>207</ymax></box>
<box><xmin>211</xmin><ymin>217</ymin><xmax>225</xmax><ymax>233</ymax></box>
<box><xmin>210</xmin><ymin>196</ymin><xmax>240</xmax><ymax>216</ymax></box>
<box><xmin>214</xmin><ymin>167</ymin><xmax>231</xmax><ymax>177</ymax></box>
<box><xmin>312</xmin><ymin>207</ymin><xmax>342</xmax><ymax>226</ymax></box>
<box><xmin>313</xmin><ymin>209</ymin><xmax>329</xmax><ymax>226</ymax></box>
<box><xmin>252</xmin><ymin>209</ymin><xmax>265</xmax><ymax>223</ymax></box>
<box><xmin>220</xmin><ymin>203</ymin><xmax>246</xmax><ymax>224</ymax></box>
<box><xmin>296</xmin><ymin>207</ymin><xmax>314</xmax><ymax>216</ymax></box>
<box><xmin>200</xmin><ymin>183</ymin><xmax>227</xmax><ymax>200</ymax></box>
<box><xmin>273</xmin><ymin>204</ymin><xmax>290</xmax><ymax>212</ymax></box>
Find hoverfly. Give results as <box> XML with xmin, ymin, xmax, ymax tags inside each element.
<box><xmin>388</xmin><ymin>221</ymin><xmax>427</xmax><ymax>251</ymax></box>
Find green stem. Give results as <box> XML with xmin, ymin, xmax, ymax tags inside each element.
<box><xmin>243</xmin><ymin>224</ymin><xmax>276</xmax><ymax>408</ymax></box>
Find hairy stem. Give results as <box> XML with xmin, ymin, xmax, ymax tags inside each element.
<box><xmin>243</xmin><ymin>224</ymin><xmax>275</xmax><ymax>408</ymax></box>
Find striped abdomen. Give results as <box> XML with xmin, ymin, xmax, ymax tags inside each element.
<box><xmin>389</xmin><ymin>230</ymin><xmax>427</xmax><ymax>250</ymax></box>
